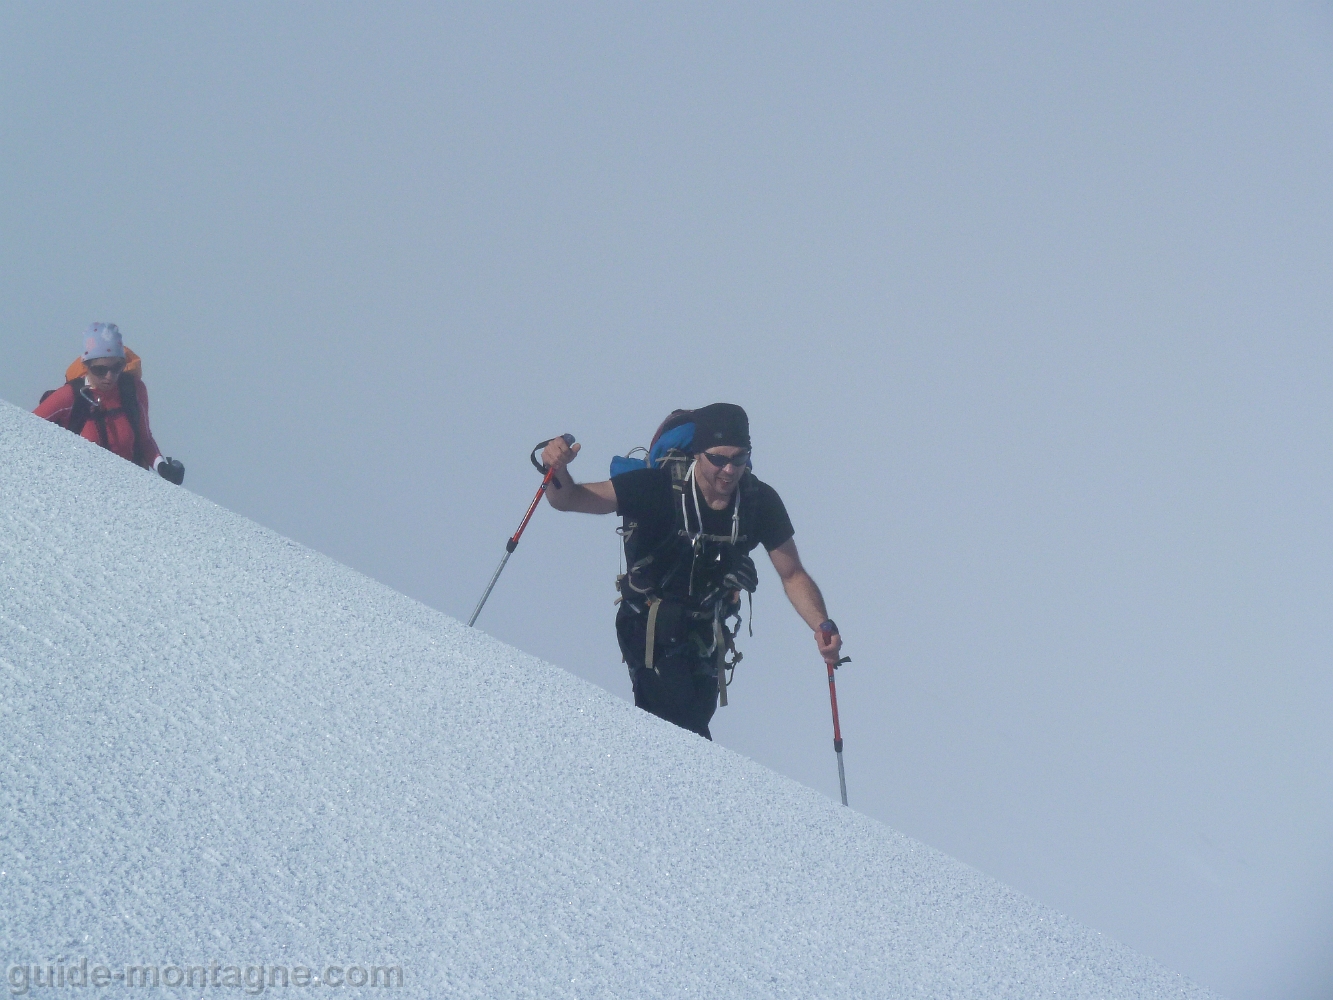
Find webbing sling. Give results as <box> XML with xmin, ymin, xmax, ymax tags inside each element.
<box><xmin>639</xmin><ymin>588</ymin><xmax>740</xmax><ymax>708</ymax></box>
<box><xmin>644</xmin><ymin>597</ymin><xmax>662</xmax><ymax>674</ymax></box>
<box><xmin>65</xmin><ymin>383</ymin><xmax>94</xmax><ymax>436</ymax></box>
<box><xmin>714</xmin><ymin>613</ymin><xmax>728</xmax><ymax>707</ymax></box>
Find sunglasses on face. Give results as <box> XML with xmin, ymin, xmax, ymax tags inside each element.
<box><xmin>86</xmin><ymin>362</ymin><xmax>125</xmax><ymax>378</ymax></box>
<box><xmin>701</xmin><ymin>450</ymin><xmax>750</xmax><ymax>469</ymax></box>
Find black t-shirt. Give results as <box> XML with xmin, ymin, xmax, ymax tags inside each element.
<box><xmin>612</xmin><ymin>467</ymin><xmax>795</xmax><ymax>556</ymax></box>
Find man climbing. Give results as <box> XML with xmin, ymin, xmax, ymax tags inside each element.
<box><xmin>34</xmin><ymin>322</ymin><xmax>185</xmax><ymax>484</ymax></box>
<box><xmin>540</xmin><ymin>403</ymin><xmax>842</xmax><ymax>739</ymax></box>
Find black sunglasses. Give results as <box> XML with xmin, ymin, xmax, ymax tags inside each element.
<box><xmin>87</xmin><ymin>362</ymin><xmax>126</xmax><ymax>378</ymax></box>
<box><xmin>701</xmin><ymin>450</ymin><xmax>750</xmax><ymax>469</ymax></box>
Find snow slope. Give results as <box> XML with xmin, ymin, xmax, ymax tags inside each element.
<box><xmin>0</xmin><ymin>399</ymin><xmax>1214</xmax><ymax>999</ymax></box>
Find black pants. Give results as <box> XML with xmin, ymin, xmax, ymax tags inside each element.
<box><xmin>616</xmin><ymin>603</ymin><xmax>719</xmax><ymax>740</ymax></box>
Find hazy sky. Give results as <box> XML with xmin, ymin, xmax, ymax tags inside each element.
<box><xmin>3</xmin><ymin>5</ymin><xmax>1331</xmax><ymax>997</ymax></box>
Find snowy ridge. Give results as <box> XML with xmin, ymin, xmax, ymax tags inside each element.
<box><xmin>0</xmin><ymin>398</ymin><xmax>1215</xmax><ymax>999</ymax></box>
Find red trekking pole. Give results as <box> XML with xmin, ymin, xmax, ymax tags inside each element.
<box><xmin>468</xmin><ymin>434</ymin><xmax>574</xmax><ymax>628</ymax></box>
<box><xmin>820</xmin><ymin>620</ymin><xmax>851</xmax><ymax>806</ymax></box>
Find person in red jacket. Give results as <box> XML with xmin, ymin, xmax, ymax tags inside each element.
<box><xmin>34</xmin><ymin>322</ymin><xmax>185</xmax><ymax>484</ymax></box>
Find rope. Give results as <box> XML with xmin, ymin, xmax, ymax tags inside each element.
<box><xmin>682</xmin><ymin>459</ymin><xmax>742</xmax><ymax>600</ymax></box>
<box><xmin>683</xmin><ymin>459</ymin><xmax>740</xmax><ymax>545</ymax></box>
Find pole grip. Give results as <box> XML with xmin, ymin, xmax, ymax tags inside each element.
<box><xmin>530</xmin><ymin>434</ymin><xmax>577</xmax><ymax>488</ymax></box>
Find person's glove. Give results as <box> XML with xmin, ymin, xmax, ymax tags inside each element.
<box><xmin>158</xmin><ymin>458</ymin><xmax>185</xmax><ymax>485</ymax></box>
<box><xmin>720</xmin><ymin>550</ymin><xmax>758</xmax><ymax>594</ymax></box>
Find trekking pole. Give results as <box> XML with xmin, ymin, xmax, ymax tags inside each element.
<box><xmin>467</xmin><ymin>434</ymin><xmax>575</xmax><ymax>628</ymax></box>
<box><xmin>820</xmin><ymin>622</ymin><xmax>851</xmax><ymax>806</ymax></box>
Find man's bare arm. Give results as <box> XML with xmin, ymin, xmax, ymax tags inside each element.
<box><xmin>540</xmin><ymin>438</ymin><xmax>619</xmax><ymax>515</ymax></box>
<box><xmin>768</xmin><ymin>537</ymin><xmax>843</xmax><ymax>663</ymax></box>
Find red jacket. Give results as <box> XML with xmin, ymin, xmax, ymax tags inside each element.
<box><xmin>34</xmin><ymin>378</ymin><xmax>163</xmax><ymax>470</ymax></box>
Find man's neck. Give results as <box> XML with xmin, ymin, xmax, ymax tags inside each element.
<box><xmin>695</xmin><ymin>474</ymin><xmax>736</xmax><ymax>511</ymax></box>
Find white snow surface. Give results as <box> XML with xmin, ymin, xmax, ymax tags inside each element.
<box><xmin>1</xmin><ymin>399</ymin><xmax>1215</xmax><ymax>999</ymax></box>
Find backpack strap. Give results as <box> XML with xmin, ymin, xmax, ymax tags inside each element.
<box><xmin>116</xmin><ymin>372</ymin><xmax>148</xmax><ymax>467</ymax></box>
<box><xmin>64</xmin><ymin>379</ymin><xmax>94</xmax><ymax>436</ymax></box>
<box><xmin>92</xmin><ymin>411</ymin><xmax>110</xmax><ymax>448</ymax></box>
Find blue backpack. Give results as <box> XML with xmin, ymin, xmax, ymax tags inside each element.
<box><xmin>610</xmin><ymin>410</ymin><xmax>695</xmax><ymax>478</ymax></box>
<box><xmin>610</xmin><ymin>409</ymin><xmax>754</xmax><ymax>479</ymax></box>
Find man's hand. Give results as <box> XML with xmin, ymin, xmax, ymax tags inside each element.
<box><xmin>816</xmin><ymin>620</ymin><xmax>843</xmax><ymax>665</ymax></box>
<box><xmin>541</xmin><ymin>436</ymin><xmax>580</xmax><ymax>477</ymax></box>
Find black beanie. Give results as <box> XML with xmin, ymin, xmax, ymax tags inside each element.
<box><xmin>691</xmin><ymin>403</ymin><xmax>751</xmax><ymax>451</ymax></box>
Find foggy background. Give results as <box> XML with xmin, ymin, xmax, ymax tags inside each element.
<box><xmin>3</xmin><ymin>4</ymin><xmax>1331</xmax><ymax>997</ymax></box>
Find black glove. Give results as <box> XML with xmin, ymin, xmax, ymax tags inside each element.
<box><xmin>158</xmin><ymin>457</ymin><xmax>185</xmax><ymax>485</ymax></box>
<box><xmin>720</xmin><ymin>550</ymin><xmax>758</xmax><ymax>594</ymax></box>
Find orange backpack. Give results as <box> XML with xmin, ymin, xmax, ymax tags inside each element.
<box><xmin>64</xmin><ymin>347</ymin><xmax>143</xmax><ymax>383</ymax></box>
